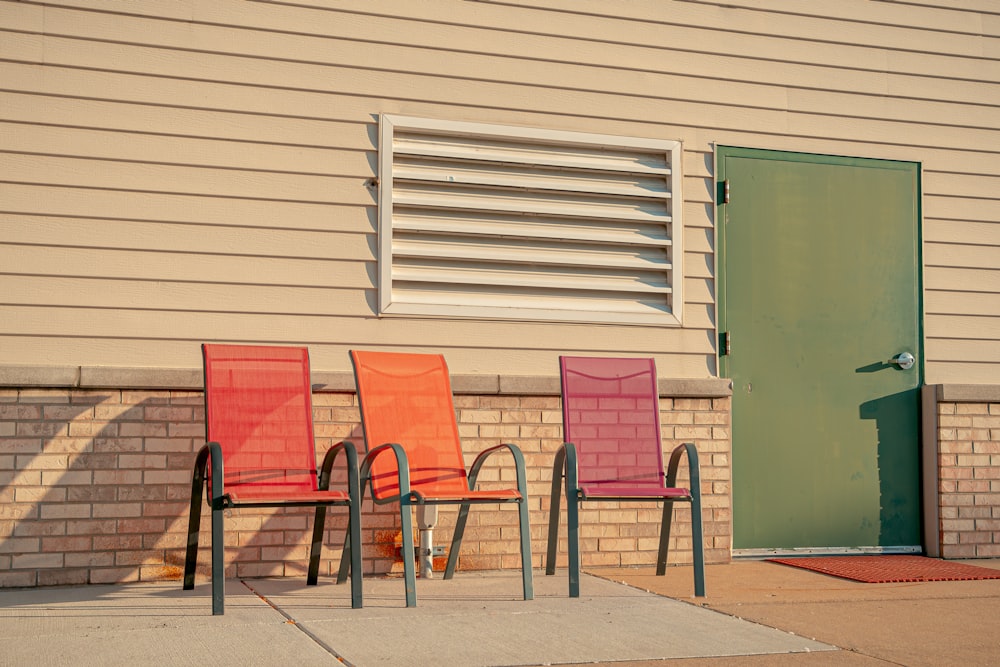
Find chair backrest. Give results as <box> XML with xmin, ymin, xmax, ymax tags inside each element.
<box><xmin>559</xmin><ymin>356</ymin><xmax>666</xmax><ymax>490</ymax></box>
<box><xmin>350</xmin><ymin>350</ymin><xmax>469</xmax><ymax>500</ymax></box>
<box><xmin>202</xmin><ymin>344</ymin><xmax>319</xmax><ymax>497</ymax></box>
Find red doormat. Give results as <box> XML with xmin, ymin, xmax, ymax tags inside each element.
<box><xmin>767</xmin><ymin>555</ymin><xmax>1000</xmax><ymax>583</ymax></box>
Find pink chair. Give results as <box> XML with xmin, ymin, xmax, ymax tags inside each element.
<box><xmin>546</xmin><ymin>356</ymin><xmax>705</xmax><ymax>597</ymax></box>
<box><xmin>184</xmin><ymin>344</ymin><xmax>362</xmax><ymax>615</ymax></box>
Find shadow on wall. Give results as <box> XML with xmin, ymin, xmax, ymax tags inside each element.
<box><xmin>0</xmin><ymin>390</ymin><xmax>395</xmax><ymax>588</ymax></box>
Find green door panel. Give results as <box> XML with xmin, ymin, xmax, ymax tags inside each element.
<box><xmin>718</xmin><ymin>148</ymin><xmax>922</xmax><ymax>551</ymax></box>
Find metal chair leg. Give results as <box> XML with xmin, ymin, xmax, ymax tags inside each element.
<box><xmin>183</xmin><ymin>445</ymin><xmax>210</xmax><ymax>591</ymax></box>
<box><xmin>208</xmin><ymin>442</ymin><xmax>226</xmax><ymax>616</ymax></box>
<box><xmin>567</xmin><ymin>490</ymin><xmax>580</xmax><ymax>598</ymax></box>
<box><xmin>443</xmin><ymin>503</ymin><xmax>470</xmax><ymax>580</ymax></box>
<box><xmin>307</xmin><ymin>505</ymin><xmax>327</xmax><ymax>586</ymax></box>
<box><xmin>517</xmin><ymin>496</ymin><xmax>534</xmax><ymax>600</ymax></box>
<box><xmin>545</xmin><ymin>447</ymin><xmax>567</xmax><ymax>577</ymax></box>
<box><xmin>399</xmin><ymin>497</ymin><xmax>417</xmax><ymax>608</ymax></box>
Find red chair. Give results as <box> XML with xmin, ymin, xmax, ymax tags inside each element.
<box><xmin>546</xmin><ymin>356</ymin><xmax>705</xmax><ymax>597</ymax></box>
<box><xmin>184</xmin><ymin>344</ymin><xmax>363</xmax><ymax>615</ymax></box>
<box><xmin>346</xmin><ymin>350</ymin><xmax>533</xmax><ymax>607</ymax></box>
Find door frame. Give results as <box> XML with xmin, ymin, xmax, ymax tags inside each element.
<box><xmin>715</xmin><ymin>145</ymin><xmax>926</xmax><ymax>556</ymax></box>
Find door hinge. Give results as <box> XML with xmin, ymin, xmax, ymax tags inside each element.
<box><xmin>723</xmin><ymin>179</ymin><xmax>731</xmax><ymax>204</ymax></box>
<box><xmin>720</xmin><ymin>331</ymin><xmax>732</xmax><ymax>356</ymax></box>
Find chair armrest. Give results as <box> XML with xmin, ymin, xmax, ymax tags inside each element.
<box><xmin>551</xmin><ymin>442</ymin><xmax>580</xmax><ymax>495</ymax></box>
<box><xmin>467</xmin><ymin>442</ymin><xmax>528</xmax><ymax>491</ymax></box>
<box><xmin>359</xmin><ymin>442</ymin><xmax>412</xmax><ymax>502</ymax></box>
<box><xmin>202</xmin><ymin>441</ymin><xmax>227</xmax><ymax>509</ymax></box>
<box><xmin>319</xmin><ymin>440</ymin><xmax>361</xmax><ymax>494</ymax></box>
<box><xmin>666</xmin><ymin>442</ymin><xmax>701</xmax><ymax>497</ymax></box>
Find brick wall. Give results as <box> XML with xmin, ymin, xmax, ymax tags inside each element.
<box><xmin>935</xmin><ymin>401</ymin><xmax>1000</xmax><ymax>558</ymax></box>
<box><xmin>0</xmin><ymin>388</ymin><xmax>731</xmax><ymax>588</ymax></box>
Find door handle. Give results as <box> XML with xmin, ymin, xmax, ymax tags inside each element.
<box><xmin>889</xmin><ymin>352</ymin><xmax>915</xmax><ymax>370</ymax></box>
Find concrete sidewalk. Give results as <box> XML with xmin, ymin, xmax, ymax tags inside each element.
<box><xmin>596</xmin><ymin>559</ymin><xmax>1000</xmax><ymax>667</ymax></box>
<box><xmin>0</xmin><ymin>560</ymin><xmax>997</xmax><ymax>666</ymax></box>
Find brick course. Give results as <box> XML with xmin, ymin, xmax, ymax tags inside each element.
<box><xmin>0</xmin><ymin>387</ymin><xmax>731</xmax><ymax>587</ymax></box>
<box><xmin>936</xmin><ymin>401</ymin><xmax>1000</xmax><ymax>559</ymax></box>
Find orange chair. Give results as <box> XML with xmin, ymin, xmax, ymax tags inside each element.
<box><xmin>346</xmin><ymin>350</ymin><xmax>533</xmax><ymax>606</ymax></box>
<box><xmin>546</xmin><ymin>356</ymin><xmax>705</xmax><ymax>597</ymax></box>
<box><xmin>184</xmin><ymin>344</ymin><xmax>363</xmax><ymax>615</ymax></box>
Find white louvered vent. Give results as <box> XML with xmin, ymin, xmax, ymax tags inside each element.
<box><xmin>378</xmin><ymin>115</ymin><xmax>683</xmax><ymax>326</ymax></box>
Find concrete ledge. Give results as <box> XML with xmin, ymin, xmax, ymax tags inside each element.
<box><xmin>312</xmin><ymin>371</ymin><xmax>357</xmax><ymax>392</ymax></box>
<box><xmin>933</xmin><ymin>384</ymin><xmax>1000</xmax><ymax>402</ymax></box>
<box><xmin>500</xmin><ymin>375</ymin><xmax>559</xmax><ymax>395</ymax></box>
<box><xmin>0</xmin><ymin>365</ymin><xmax>80</xmax><ymax>387</ymax></box>
<box><xmin>660</xmin><ymin>378</ymin><xmax>733</xmax><ymax>397</ymax></box>
<box><xmin>80</xmin><ymin>367</ymin><xmax>203</xmax><ymax>390</ymax></box>
<box><xmin>0</xmin><ymin>365</ymin><xmax>733</xmax><ymax>398</ymax></box>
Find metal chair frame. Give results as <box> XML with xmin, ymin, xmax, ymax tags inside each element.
<box><xmin>183</xmin><ymin>344</ymin><xmax>363</xmax><ymax>615</ymax></box>
<box><xmin>545</xmin><ymin>356</ymin><xmax>706</xmax><ymax>598</ymax></box>
<box><xmin>344</xmin><ymin>350</ymin><xmax>533</xmax><ymax>607</ymax></box>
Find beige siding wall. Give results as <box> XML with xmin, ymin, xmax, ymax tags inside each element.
<box><xmin>1</xmin><ymin>0</ymin><xmax>998</xmax><ymax>382</ymax></box>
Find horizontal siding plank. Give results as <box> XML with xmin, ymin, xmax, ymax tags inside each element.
<box><xmin>925</xmin><ymin>339</ymin><xmax>1000</xmax><ymax>363</ymax></box>
<box><xmin>0</xmin><ymin>154</ymin><xmax>372</xmax><ymax>205</ymax></box>
<box><xmin>924</xmin><ymin>171</ymin><xmax>1000</xmax><ymax>200</ymax></box>
<box><xmin>925</xmin><ymin>290</ymin><xmax>1000</xmax><ymax>317</ymax></box>
<box><xmin>684</xmin><ymin>278</ymin><xmax>715</xmax><ymax>306</ymax></box>
<box><xmin>925</xmin><ymin>266</ymin><xmax>1000</xmax><ymax>293</ymax></box>
<box><xmin>787</xmin><ymin>88</ymin><xmax>999</xmax><ymax>131</ymax></box>
<box><xmin>684</xmin><ymin>227</ymin><xmax>713</xmax><ymax>255</ymax></box>
<box><xmin>0</xmin><ymin>244</ymin><xmax>371</xmax><ymax>288</ymax></box>
<box><xmin>890</xmin><ymin>0</ymin><xmax>999</xmax><ymax>13</ymax></box>
<box><xmin>925</xmin><ymin>362</ymin><xmax>1000</xmax><ymax>385</ymax></box>
<box><xmin>0</xmin><ymin>92</ymin><xmax>370</xmax><ymax>151</ymax></box>
<box><xmin>0</xmin><ymin>215</ymin><xmax>367</xmax><ymax>259</ymax></box>
<box><xmin>675</xmin><ymin>0</ymin><xmax>991</xmax><ymax>33</ymax></box>
<box><xmin>923</xmin><ymin>194</ymin><xmax>999</xmax><ymax>223</ymax></box>
<box><xmin>0</xmin><ymin>275</ymin><xmax>368</xmax><ymax>317</ymax></box>
<box><xmin>0</xmin><ymin>183</ymin><xmax>369</xmax><ymax>233</ymax></box>
<box><xmin>925</xmin><ymin>242</ymin><xmax>1000</xmax><ymax>270</ymax></box>
<box><xmin>924</xmin><ymin>219</ymin><xmax>1000</xmax><ymax>246</ymax></box>
<box><xmin>1</xmin><ymin>121</ymin><xmax>373</xmax><ymax>176</ymax></box>
<box><xmin>925</xmin><ymin>314</ymin><xmax>1000</xmax><ymax>339</ymax></box>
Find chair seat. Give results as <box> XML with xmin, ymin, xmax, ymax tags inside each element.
<box><xmin>414</xmin><ymin>488</ymin><xmax>522</xmax><ymax>503</ymax></box>
<box><xmin>228</xmin><ymin>488</ymin><xmax>351</xmax><ymax>504</ymax></box>
<box><xmin>579</xmin><ymin>485</ymin><xmax>691</xmax><ymax>500</ymax></box>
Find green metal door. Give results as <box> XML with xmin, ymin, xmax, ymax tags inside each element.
<box><xmin>717</xmin><ymin>147</ymin><xmax>922</xmax><ymax>552</ymax></box>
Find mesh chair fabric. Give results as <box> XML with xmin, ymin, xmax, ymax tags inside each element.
<box><xmin>203</xmin><ymin>344</ymin><xmax>320</xmax><ymax>499</ymax></box>
<box><xmin>560</xmin><ymin>356</ymin><xmax>668</xmax><ymax>495</ymax></box>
